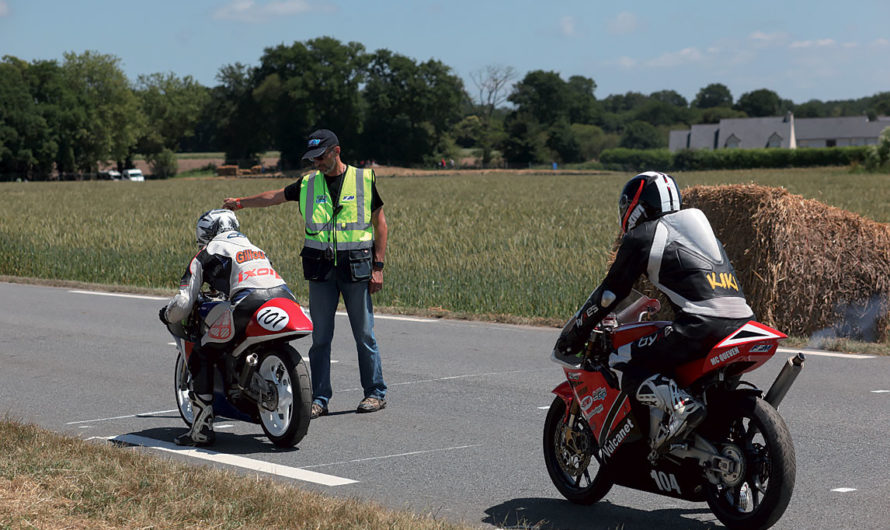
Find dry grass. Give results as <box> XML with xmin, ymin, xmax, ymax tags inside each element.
<box><xmin>0</xmin><ymin>419</ymin><xmax>471</xmax><ymax>529</ymax></box>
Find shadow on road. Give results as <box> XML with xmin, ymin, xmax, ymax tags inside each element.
<box><xmin>482</xmin><ymin>497</ymin><xmax>720</xmax><ymax>529</ymax></box>
<box><xmin>117</xmin><ymin>426</ymin><xmax>301</xmax><ymax>455</ymax></box>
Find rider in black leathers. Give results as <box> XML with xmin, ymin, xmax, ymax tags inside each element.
<box><xmin>160</xmin><ymin>209</ymin><xmax>296</xmax><ymax>446</ymax></box>
<box><xmin>553</xmin><ymin>172</ymin><xmax>754</xmax><ymax>454</ymax></box>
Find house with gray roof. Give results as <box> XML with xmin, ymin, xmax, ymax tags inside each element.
<box><xmin>669</xmin><ymin>113</ymin><xmax>889</xmax><ymax>151</ymax></box>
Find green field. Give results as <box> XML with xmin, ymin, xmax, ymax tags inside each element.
<box><xmin>1</xmin><ymin>167</ymin><xmax>887</xmax><ymax>322</ymax></box>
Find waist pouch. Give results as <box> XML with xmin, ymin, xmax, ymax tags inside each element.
<box><xmin>348</xmin><ymin>248</ymin><xmax>372</xmax><ymax>281</ymax></box>
<box><xmin>300</xmin><ymin>247</ymin><xmax>332</xmax><ymax>281</ymax></box>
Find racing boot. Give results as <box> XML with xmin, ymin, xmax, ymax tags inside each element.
<box><xmin>635</xmin><ymin>374</ymin><xmax>705</xmax><ymax>457</ymax></box>
<box><xmin>175</xmin><ymin>392</ymin><xmax>215</xmax><ymax>446</ymax></box>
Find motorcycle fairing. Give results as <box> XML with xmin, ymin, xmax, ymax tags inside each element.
<box><xmin>558</xmin><ymin>367</ymin><xmax>643</xmax><ymax>459</ymax></box>
<box><xmin>200</xmin><ymin>301</ymin><xmax>234</xmax><ymax>346</ymax></box>
<box><xmin>607</xmin><ymin>444</ymin><xmax>709</xmax><ymax>502</ymax></box>
<box><xmin>610</xmin><ymin>321</ymin><xmax>670</xmax><ymax>350</ymax></box>
<box><xmin>231</xmin><ymin>298</ymin><xmax>313</xmax><ymax>358</ymax></box>
<box><xmin>675</xmin><ymin>320</ymin><xmax>786</xmax><ymax>387</ymax></box>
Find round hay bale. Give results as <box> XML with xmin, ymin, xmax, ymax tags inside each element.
<box><xmin>684</xmin><ymin>184</ymin><xmax>890</xmax><ymax>342</ymax></box>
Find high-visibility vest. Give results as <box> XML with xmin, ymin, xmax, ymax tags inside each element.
<box><xmin>299</xmin><ymin>166</ymin><xmax>374</xmax><ymax>252</ymax></box>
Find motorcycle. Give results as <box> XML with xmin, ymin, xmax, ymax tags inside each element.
<box><xmin>544</xmin><ymin>291</ymin><xmax>804</xmax><ymax>530</ymax></box>
<box><xmin>165</xmin><ymin>291</ymin><xmax>314</xmax><ymax>447</ymax></box>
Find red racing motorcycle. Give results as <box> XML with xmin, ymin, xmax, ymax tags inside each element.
<box><xmin>544</xmin><ymin>291</ymin><xmax>804</xmax><ymax>530</ymax></box>
<box><xmin>166</xmin><ymin>292</ymin><xmax>314</xmax><ymax>447</ymax></box>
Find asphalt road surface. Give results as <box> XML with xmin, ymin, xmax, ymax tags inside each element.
<box><xmin>1</xmin><ymin>282</ymin><xmax>888</xmax><ymax>529</ymax></box>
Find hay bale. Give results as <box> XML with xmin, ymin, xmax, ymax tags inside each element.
<box><xmin>217</xmin><ymin>165</ymin><xmax>238</xmax><ymax>177</ymax></box>
<box><xmin>683</xmin><ymin>184</ymin><xmax>890</xmax><ymax>342</ymax></box>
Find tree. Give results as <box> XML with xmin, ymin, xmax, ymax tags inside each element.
<box><xmin>566</xmin><ymin>75</ymin><xmax>601</xmax><ymax>125</ymax></box>
<box><xmin>693</xmin><ymin>83</ymin><xmax>733</xmax><ymax>109</ymax></box>
<box><xmin>501</xmin><ymin>112</ymin><xmax>546</xmax><ymax>165</ymax></box>
<box><xmin>253</xmin><ymin>37</ymin><xmax>367</xmax><ymax>168</ymax></box>
<box><xmin>650</xmin><ymin>89</ymin><xmax>688</xmax><ymax>108</ymax></box>
<box><xmin>135</xmin><ymin>73</ymin><xmax>210</xmax><ymax>154</ymax></box>
<box><xmin>734</xmin><ymin>88</ymin><xmax>783</xmax><ymax>117</ymax></box>
<box><xmin>546</xmin><ymin>119</ymin><xmax>581</xmax><ymax>163</ymax></box>
<box><xmin>360</xmin><ymin>49</ymin><xmax>465</xmax><ymax>165</ymax></box>
<box><xmin>470</xmin><ymin>64</ymin><xmax>517</xmax><ymax>166</ymax></box>
<box><xmin>508</xmin><ymin>70</ymin><xmax>569</xmax><ymax>126</ymax></box>
<box><xmin>211</xmin><ymin>62</ymin><xmax>267</xmax><ymax>165</ymax></box>
<box><xmin>61</xmin><ymin>51</ymin><xmax>144</xmax><ymax>172</ymax></box>
<box><xmin>619</xmin><ymin>120</ymin><xmax>663</xmax><ymax>149</ymax></box>
<box><xmin>0</xmin><ymin>57</ymin><xmax>56</xmax><ymax>179</ymax></box>
<box><xmin>571</xmin><ymin>123</ymin><xmax>617</xmax><ymax>160</ymax></box>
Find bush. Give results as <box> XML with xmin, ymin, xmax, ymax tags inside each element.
<box><xmin>601</xmin><ymin>146</ymin><xmax>872</xmax><ymax>171</ymax></box>
<box><xmin>147</xmin><ymin>149</ymin><xmax>178</xmax><ymax>179</ymax></box>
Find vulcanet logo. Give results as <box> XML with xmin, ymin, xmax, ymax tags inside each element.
<box><xmin>602</xmin><ymin>419</ymin><xmax>634</xmax><ymax>457</ymax></box>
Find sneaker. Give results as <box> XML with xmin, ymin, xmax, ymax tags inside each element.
<box><xmin>310</xmin><ymin>402</ymin><xmax>329</xmax><ymax>419</ymax></box>
<box><xmin>356</xmin><ymin>396</ymin><xmax>386</xmax><ymax>413</ymax></box>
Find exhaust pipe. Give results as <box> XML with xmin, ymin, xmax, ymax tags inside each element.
<box><xmin>764</xmin><ymin>353</ymin><xmax>805</xmax><ymax>408</ymax></box>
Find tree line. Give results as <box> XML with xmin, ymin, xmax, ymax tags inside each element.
<box><xmin>2</xmin><ymin>37</ymin><xmax>889</xmax><ymax>179</ymax></box>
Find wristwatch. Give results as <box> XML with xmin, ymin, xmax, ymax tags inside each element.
<box><xmin>373</xmin><ymin>261</ymin><xmax>385</xmax><ymax>270</ymax></box>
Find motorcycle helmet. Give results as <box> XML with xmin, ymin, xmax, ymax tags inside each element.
<box><xmin>618</xmin><ymin>171</ymin><xmax>681</xmax><ymax>233</ymax></box>
<box><xmin>195</xmin><ymin>209</ymin><xmax>240</xmax><ymax>246</ymax></box>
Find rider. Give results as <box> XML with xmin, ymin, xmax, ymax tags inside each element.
<box><xmin>159</xmin><ymin>209</ymin><xmax>297</xmax><ymax>446</ymax></box>
<box><xmin>553</xmin><ymin>171</ymin><xmax>754</xmax><ymax>455</ymax></box>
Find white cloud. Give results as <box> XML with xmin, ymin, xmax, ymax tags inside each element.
<box><xmin>789</xmin><ymin>38</ymin><xmax>836</xmax><ymax>49</ymax></box>
<box><xmin>608</xmin><ymin>11</ymin><xmax>638</xmax><ymax>35</ymax></box>
<box><xmin>645</xmin><ymin>47</ymin><xmax>703</xmax><ymax>68</ymax></box>
<box><xmin>748</xmin><ymin>31</ymin><xmax>789</xmax><ymax>47</ymax></box>
<box><xmin>213</xmin><ymin>0</ymin><xmax>328</xmax><ymax>23</ymax></box>
<box><xmin>0</xmin><ymin>1</ymin><xmax>9</xmax><ymax>17</ymax></box>
<box><xmin>560</xmin><ymin>16</ymin><xmax>576</xmax><ymax>37</ymax></box>
<box><xmin>613</xmin><ymin>56</ymin><xmax>638</xmax><ymax>69</ymax></box>
<box><xmin>871</xmin><ymin>38</ymin><xmax>890</xmax><ymax>47</ymax></box>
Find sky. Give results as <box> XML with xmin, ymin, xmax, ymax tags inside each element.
<box><xmin>2</xmin><ymin>0</ymin><xmax>889</xmax><ymax>105</ymax></box>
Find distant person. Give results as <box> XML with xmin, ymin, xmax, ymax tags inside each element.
<box><xmin>222</xmin><ymin>129</ymin><xmax>388</xmax><ymax>419</ymax></box>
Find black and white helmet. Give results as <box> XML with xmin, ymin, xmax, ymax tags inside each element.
<box><xmin>618</xmin><ymin>171</ymin><xmax>681</xmax><ymax>233</ymax></box>
<box><xmin>195</xmin><ymin>209</ymin><xmax>240</xmax><ymax>246</ymax></box>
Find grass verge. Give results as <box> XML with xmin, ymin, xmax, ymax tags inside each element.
<box><xmin>0</xmin><ymin>418</ymin><xmax>471</xmax><ymax>529</ymax></box>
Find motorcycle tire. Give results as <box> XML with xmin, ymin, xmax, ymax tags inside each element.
<box><xmin>255</xmin><ymin>346</ymin><xmax>312</xmax><ymax>448</ymax></box>
<box><xmin>174</xmin><ymin>351</ymin><xmax>194</xmax><ymax>426</ymax></box>
<box><xmin>543</xmin><ymin>395</ymin><xmax>613</xmax><ymax>505</ymax></box>
<box><xmin>704</xmin><ymin>395</ymin><xmax>795</xmax><ymax>530</ymax></box>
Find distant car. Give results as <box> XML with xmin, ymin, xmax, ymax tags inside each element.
<box><xmin>122</xmin><ymin>169</ymin><xmax>144</xmax><ymax>182</ymax></box>
<box><xmin>100</xmin><ymin>169</ymin><xmax>121</xmax><ymax>180</ymax></box>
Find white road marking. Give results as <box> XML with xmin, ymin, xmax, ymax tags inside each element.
<box><xmin>777</xmin><ymin>348</ymin><xmax>875</xmax><ymax>359</ymax></box>
<box><xmin>871</xmin><ymin>390</ymin><xmax>890</xmax><ymax>394</ymax></box>
<box><xmin>70</xmin><ymin>289</ymin><xmax>167</xmax><ymax>301</ymax></box>
<box><xmin>108</xmin><ymin>434</ymin><xmax>357</xmax><ymax>486</ymax></box>
<box><xmin>335</xmin><ymin>311</ymin><xmax>437</xmax><ymax>323</ymax></box>
<box><xmin>300</xmin><ymin>444</ymin><xmax>483</xmax><ymax>469</ymax></box>
<box><xmin>67</xmin><ymin>409</ymin><xmax>178</xmax><ymax>425</ymax></box>
<box><xmin>538</xmin><ymin>406</ymin><xmax>550</xmax><ymax>410</ymax></box>
<box><xmin>831</xmin><ymin>487</ymin><xmax>858</xmax><ymax>493</ymax></box>
<box><xmin>341</xmin><ymin>368</ymin><xmax>543</xmax><ymax>392</ymax></box>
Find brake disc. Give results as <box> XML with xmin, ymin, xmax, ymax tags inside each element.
<box><xmin>556</xmin><ymin>419</ymin><xmax>593</xmax><ymax>477</ymax></box>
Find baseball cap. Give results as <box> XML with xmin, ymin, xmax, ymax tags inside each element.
<box><xmin>302</xmin><ymin>129</ymin><xmax>339</xmax><ymax>160</ymax></box>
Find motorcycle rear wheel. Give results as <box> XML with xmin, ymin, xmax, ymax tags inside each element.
<box><xmin>543</xmin><ymin>396</ymin><xmax>613</xmax><ymax>504</ymax></box>
<box><xmin>256</xmin><ymin>346</ymin><xmax>311</xmax><ymax>448</ymax></box>
<box><xmin>704</xmin><ymin>396</ymin><xmax>795</xmax><ymax>530</ymax></box>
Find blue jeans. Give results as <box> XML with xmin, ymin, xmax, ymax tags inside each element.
<box><xmin>307</xmin><ymin>276</ymin><xmax>386</xmax><ymax>407</ymax></box>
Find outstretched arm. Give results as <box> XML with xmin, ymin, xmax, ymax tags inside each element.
<box><xmin>223</xmin><ymin>188</ymin><xmax>287</xmax><ymax>210</ymax></box>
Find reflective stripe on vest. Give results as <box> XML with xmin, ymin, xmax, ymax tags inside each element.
<box><xmin>299</xmin><ymin>166</ymin><xmax>373</xmax><ymax>252</ymax></box>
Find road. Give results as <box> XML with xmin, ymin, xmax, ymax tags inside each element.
<box><xmin>1</xmin><ymin>281</ymin><xmax>888</xmax><ymax>529</ymax></box>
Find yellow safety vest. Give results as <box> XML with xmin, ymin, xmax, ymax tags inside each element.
<box><xmin>299</xmin><ymin>165</ymin><xmax>374</xmax><ymax>252</ymax></box>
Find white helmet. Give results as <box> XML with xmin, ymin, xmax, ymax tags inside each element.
<box><xmin>195</xmin><ymin>209</ymin><xmax>240</xmax><ymax>246</ymax></box>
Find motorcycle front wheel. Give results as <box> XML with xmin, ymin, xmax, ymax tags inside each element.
<box><xmin>174</xmin><ymin>351</ymin><xmax>194</xmax><ymax>426</ymax></box>
<box><xmin>543</xmin><ymin>395</ymin><xmax>613</xmax><ymax>504</ymax></box>
<box><xmin>704</xmin><ymin>396</ymin><xmax>795</xmax><ymax>530</ymax></box>
<box><xmin>256</xmin><ymin>346</ymin><xmax>311</xmax><ymax>448</ymax></box>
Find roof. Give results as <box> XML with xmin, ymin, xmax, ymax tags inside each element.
<box><xmin>795</xmin><ymin>116</ymin><xmax>889</xmax><ymax>140</ymax></box>
<box><xmin>717</xmin><ymin>116</ymin><xmax>794</xmax><ymax>149</ymax></box>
